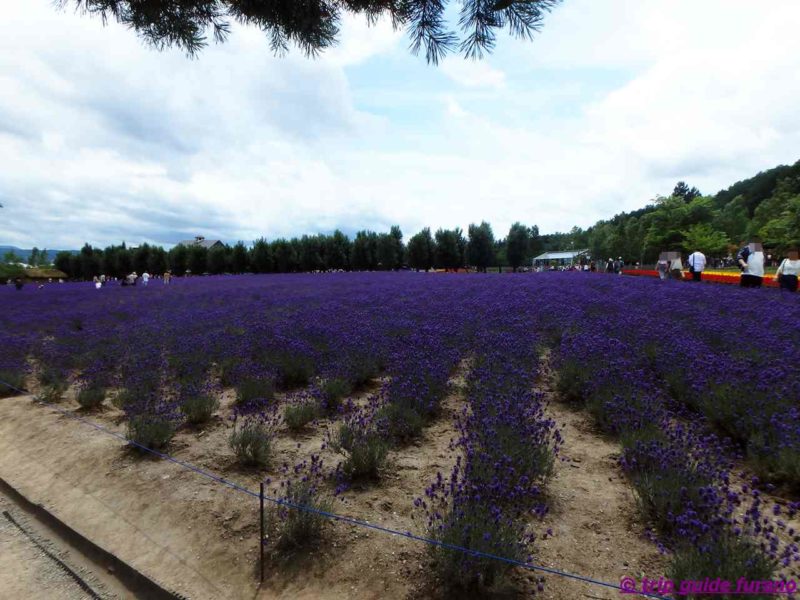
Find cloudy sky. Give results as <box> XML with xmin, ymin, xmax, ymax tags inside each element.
<box><xmin>2</xmin><ymin>0</ymin><xmax>799</xmax><ymax>250</ymax></box>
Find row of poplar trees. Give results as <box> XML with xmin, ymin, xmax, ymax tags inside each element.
<box><xmin>54</xmin><ymin>222</ymin><xmax>542</xmax><ymax>279</ymax></box>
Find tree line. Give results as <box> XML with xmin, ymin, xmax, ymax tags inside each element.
<box><xmin>53</xmin><ymin>222</ymin><xmax>546</xmax><ymax>279</ymax></box>
<box><xmin>46</xmin><ymin>158</ymin><xmax>800</xmax><ymax>280</ymax></box>
<box><xmin>548</xmin><ymin>160</ymin><xmax>800</xmax><ymax>264</ymax></box>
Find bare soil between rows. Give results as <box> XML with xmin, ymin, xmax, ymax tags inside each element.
<box><xmin>0</xmin><ymin>354</ymin><xmax>676</xmax><ymax>600</ymax></box>
<box><xmin>534</xmin><ymin>351</ymin><xmax>667</xmax><ymax>599</ymax></box>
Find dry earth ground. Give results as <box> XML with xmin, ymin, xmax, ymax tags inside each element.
<box><xmin>10</xmin><ymin>350</ymin><xmax>788</xmax><ymax>599</ymax></box>
<box><xmin>0</xmin><ymin>364</ymin><xmax>477</xmax><ymax>599</ymax></box>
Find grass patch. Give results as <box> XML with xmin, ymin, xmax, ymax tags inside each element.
<box><xmin>284</xmin><ymin>401</ymin><xmax>320</xmax><ymax>431</ymax></box>
<box><xmin>320</xmin><ymin>378</ymin><xmax>352</xmax><ymax>414</ymax></box>
<box><xmin>230</xmin><ymin>419</ymin><xmax>273</xmax><ymax>467</ymax></box>
<box><xmin>127</xmin><ymin>413</ymin><xmax>176</xmax><ymax>451</ymax></box>
<box><xmin>236</xmin><ymin>378</ymin><xmax>275</xmax><ymax>405</ymax></box>
<box><xmin>330</xmin><ymin>422</ymin><xmax>388</xmax><ymax>480</ymax></box>
<box><xmin>77</xmin><ymin>386</ymin><xmax>105</xmax><ymax>409</ymax></box>
<box><xmin>0</xmin><ymin>369</ymin><xmax>26</xmax><ymax>397</ymax></box>
<box><xmin>668</xmin><ymin>535</ymin><xmax>776</xmax><ymax>599</ymax></box>
<box><xmin>268</xmin><ymin>479</ymin><xmax>332</xmax><ymax>549</ymax></box>
<box><xmin>180</xmin><ymin>393</ymin><xmax>219</xmax><ymax>424</ymax></box>
<box><xmin>376</xmin><ymin>403</ymin><xmax>424</xmax><ymax>444</ymax></box>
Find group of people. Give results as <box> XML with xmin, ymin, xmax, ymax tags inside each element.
<box><xmin>655</xmin><ymin>243</ymin><xmax>800</xmax><ymax>292</ymax></box>
<box><xmin>736</xmin><ymin>243</ymin><xmax>799</xmax><ymax>292</ymax></box>
<box><xmin>92</xmin><ymin>270</ymin><xmax>172</xmax><ymax>289</ymax></box>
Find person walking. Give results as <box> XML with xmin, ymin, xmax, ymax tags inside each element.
<box><xmin>775</xmin><ymin>250</ymin><xmax>800</xmax><ymax>292</ymax></box>
<box><xmin>669</xmin><ymin>253</ymin><xmax>683</xmax><ymax>280</ymax></box>
<box><xmin>687</xmin><ymin>250</ymin><xmax>706</xmax><ymax>282</ymax></box>
<box><xmin>142</xmin><ymin>271</ymin><xmax>150</xmax><ymax>286</ymax></box>
<box><xmin>656</xmin><ymin>254</ymin><xmax>669</xmax><ymax>280</ymax></box>
<box><xmin>737</xmin><ymin>242</ymin><xmax>765</xmax><ymax>288</ymax></box>
<box><xmin>163</xmin><ymin>270</ymin><xmax>171</xmax><ymax>285</ymax></box>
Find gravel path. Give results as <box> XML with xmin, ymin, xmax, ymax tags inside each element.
<box><xmin>0</xmin><ymin>493</ymin><xmax>104</xmax><ymax>600</ymax></box>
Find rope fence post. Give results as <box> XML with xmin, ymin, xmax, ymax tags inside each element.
<box><xmin>260</xmin><ymin>482</ymin><xmax>265</xmax><ymax>584</ymax></box>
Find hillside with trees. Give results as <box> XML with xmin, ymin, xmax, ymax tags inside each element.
<box><xmin>37</xmin><ymin>158</ymin><xmax>800</xmax><ymax>279</ymax></box>
<box><xmin>540</xmin><ymin>159</ymin><xmax>800</xmax><ymax>263</ymax></box>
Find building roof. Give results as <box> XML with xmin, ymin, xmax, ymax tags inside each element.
<box><xmin>177</xmin><ymin>237</ymin><xmax>223</xmax><ymax>249</ymax></box>
<box><xmin>533</xmin><ymin>249</ymin><xmax>589</xmax><ymax>261</ymax></box>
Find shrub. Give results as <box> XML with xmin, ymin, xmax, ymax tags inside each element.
<box><xmin>347</xmin><ymin>355</ymin><xmax>382</xmax><ymax>389</ymax></box>
<box><xmin>0</xmin><ymin>369</ymin><xmax>26</xmax><ymax>398</ymax></box>
<box><xmin>127</xmin><ymin>413</ymin><xmax>176</xmax><ymax>451</ymax></box>
<box><xmin>284</xmin><ymin>401</ymin><xmax>320</xmax><ymax>431</ymax></box>
<box><xmin>668</xmin><ymin>534</ymin><xmax>776</xmax><ymax>593</ymax></box>
<box><xmin>38</xmin><ymin>367</ymin><xmax>66</xmax><ymax>388</ymax></box>
<box><xmin>330</xmin><ymin>422</ymin><xmax>388</xmax><ymax>480</ymax></box>
<box><xmin>275</xmin><ymin>354</ymin><xmax>313</xmax><ymax>390</ymax></box>
<box><xmin>217</xmin><ymin>357</ymin><xmax>241</xmax><ymax>387</ymax></box>
<box><xmin>269</xmin><ymin>478</ymin><xmax>331</xmax><ymax>549</ymax></box>
<box><xmin>34</xmin><ymin>383</ymin><xmax>68</xmax><ymax>404</ymax></box>
<box><xmin>236</xmin><ymin>378</ymin><xmax>275</xmax><ymax>406</ymax></box>
<box><xmin>554</xmin><ymin>360</ymin><xmax>588</xmax><ymax>405</ymax></box>
<box><xmin>112</xmin><ymin>389</ymin><xmax>135</xmax><ymax>409</ymax></box>
<box><xmin>77</xmin><ymin>386</ymin><xmax>105</xmax><ymax>409</ymax></box>
<box><xmin>429</xmin><ymin>502</ymin><xmax>523</xmax><ymax>590</ymax></box>
<box><xmin>181</xmin><ymin>393</ymin><xmax>219</xmax><ymax>424</ymax></box>
<box><xmin>319</xmin><ymin>378</ymin><xmax>352</xmax><ymax>414</ymax></box>
<box><xmin>469</xmin><ymin>421</ymin><xmax>555</xmax><ymax>507</ymax></box>
<box><xmin>376</xmin><ymin>403</ymin><xmax>424</xmax><ymax>444</ymax></box>
<box><xmin>230</xmin><ymin>419</ymin><xmax>273</xmax><ymax>467</ymax></box>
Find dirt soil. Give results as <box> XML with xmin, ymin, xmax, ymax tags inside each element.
<box><xmin>0</xmin><ymin>352</ymin><xmax>702</xmax><ymax>600</ymax></box>
<box><xmin>534</xmin><ymin>352</ymin><xmax>667</xmax><ymax>600</ymax></box>
<box><xmin>0</xmin><ymin>363</ymin><xmax>471</xmax><ymax>600</ymax></box>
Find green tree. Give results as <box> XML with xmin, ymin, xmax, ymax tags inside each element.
<box><xmin>715</xmin><ymin>195</ymin><xmax>749</xmax><ymax>242</ymax></box>
<box><xmin>54</xmin><ymin>251</ymin><xmax>74</xmax><ymax>277</ymax></box>
<box><xmin>3</xmin><ymin>250</ymin><xmax>22</xmax><ymax>264</ymax></box>
<box><xmin>187</xmin><ymin>245</ymin><xmax>208</xmax><ymax>274</ymax></box>
<box><xmin>249</xmin><ymin>238</ymin><xmax>272</xmax><ymax>273</ymax></box>
<box><xmin>169</xmin><ymin>244</ymin><xmax>189</xmax><ymax>275</ymax></box>
<box><xmin>231</xmin><ymin>241</ymin><xmax>249</xmax><ymax>273</ymax></box>
<box><xmin>506</xmin><ymin>222</ymin><xmax>531</xmax><ymax>271</ymax></box>
<box><xmin>467</xmin><ymin>221</ymin><xmax>495</xmax><ymax>272</ymax></box>
<box><xmin>207</xmin><ymin>244</ymin><xmax>230</xmax><ymax>274</ymax></box>
<box><xmin>272</xmin><ymin>239</ymin><xmax>297</xmax><ymax>273</ymax></box>
<box><xmin>298</xmin><ymin>235</ymin><xmax>324</xmax><ymax>272</ymax></box>
<box><xmin>673</xmin><ymin>181</ymin><xmax>702</xmax><ymax>203</ymax></box>
<box><xmin>148</xmin><ymin>246</ymin><xmax>169</xmax><ymax>274</ymax></box>
<box><xmin>133</xmin><ymin>244</ymin><xmax>152</xmax><ymax>273</ymax></box>
<box><xmin>434</xmin><ymin>228</ymin><xmax>464</xmax><ymax>270</ymax></box>
<box><xmin>407</xmin><ymin>228</ymin><xmax>435</xmax><ymax>271</ymax></box>
<box><xmin>351</xmin><ymin>230</ymin><xmax>378</xmax><ymax>270</ymax></box>
<box><xmin>114</xmin><ymin>243</ymin><xmax>133</xmax><ymax>276</ymax></box>
<box><xmin>643</xmin><ymin>196</ymin><xmax>691</xmax><ymax>258</ymax></box>
<box><xmin>376</xmin><ymin>226</ymin><xmax>404</xmax><ymax>270</ymax></box>
<box><xmin>38</xmin><ymin>249</ymin><xmax>51</xmax><ymax>267</ymax></box>
<box><xmin>681</xmin><ymin>223</ymin><xmax>729</xmax><ymax>256</ymax></box>
<box><xmin>78</xmin><ymin>243</ymin><xmax>101</xmax><ymax>279</ymax></box>
<box><xmin>64</xmin><ymin>0</ymin><xmax>561</xmax><ymax>64</ymax></box>
<box><xmin>0</xmin><ymin>252</ymin><xmax>24</xmax><ymax>281</ymax></box>
<box><xmin>325</xmin><ymin>230</ymin><xmax>351</xmax><ymax>270</ymax></box>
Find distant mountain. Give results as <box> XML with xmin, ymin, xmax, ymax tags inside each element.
<box><xmin>0</xmin><ymin>246</ymin><xmax>74</xmax><ymax>264</ymax></box>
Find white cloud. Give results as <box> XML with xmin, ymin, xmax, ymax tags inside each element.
<box><xmin>1</xmin><ymin>0</ymin><xmax>799</xmax><ymax>249</ymax></box>
<box><xmin>441</xmin><ymin>59</ymin><xmax>506</xmax><ymax>89</ymax></box>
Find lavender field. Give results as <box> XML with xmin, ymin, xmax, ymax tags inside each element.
<box><xmin>1</xmin><ymin>272</ymin><xmax>799</xmax><ymax>595</ymax></box>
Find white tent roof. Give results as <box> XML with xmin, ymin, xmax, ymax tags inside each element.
<box><xmin>533</xmin><ymin>249</ymin><xmax>589</xmax><ymax>261</ymax></box>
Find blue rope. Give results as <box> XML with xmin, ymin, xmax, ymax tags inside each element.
<box><xmin>0</xmin><ymin>377</ymin><xmax>670</xmax><ymax>599</ymax></box>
